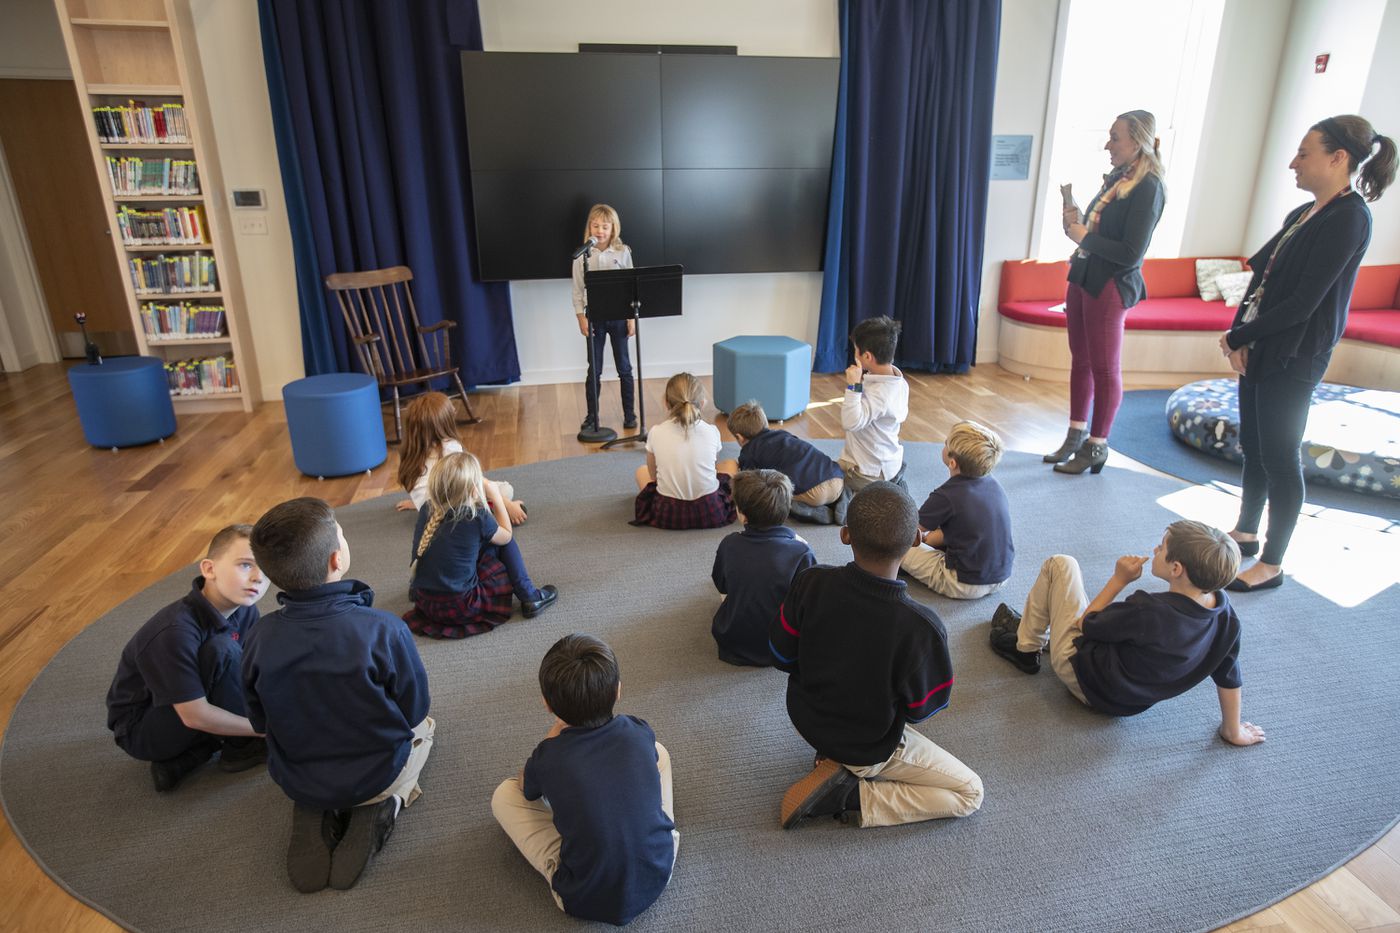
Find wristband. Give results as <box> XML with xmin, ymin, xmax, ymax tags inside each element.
<box><xmin>846</xmin><ymin>383</ymin><xmax>863</xmax><ymax>393</ymax></box>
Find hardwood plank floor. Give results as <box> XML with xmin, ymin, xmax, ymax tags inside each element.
<box><xmin>0</xmin><ymin>361</ymin><xmax>1394</xmax><ymax>932</ymax></box>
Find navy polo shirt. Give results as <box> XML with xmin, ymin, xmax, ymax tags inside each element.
<box><xmin>737</xmin><ymin>428</ymin><xmax>842</xmax><ymax>495</ymax></box>
<box><xmin>106</xmin><ymin>577</ymin><xmax>258</xmax><ymax>738</ymax></box>
<box><xmin>916</xmin><ymin>474</ymin><xmax>1014</xmax><ymax>585</ymax></box>
<box><xmin>523</xmin><ymin>715</ymin><xmax>675</xmax><ymax>926</ymax></box>
<box><xmin>711</xmin><ymin>524</ymin><xmax>817</xmax><ymax>666</ymax></box>
<box><xmin>1071</xmin><ymin>589</ymin><xmax>1243</xmax><ymax>717</ymax></box>
<box><xmin>241</xmin><ymin>580</ymin><xmax>431</xmax><ymax>810</ymax></box>
<box><xmin>410</xmin><ymin>505</ymin><xmax>499</xmax><ymax>594</ymax></box>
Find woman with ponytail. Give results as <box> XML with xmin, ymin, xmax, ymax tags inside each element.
<box><xmin>1046</xmin><ymin>110</ymin><xmax>1167</xmax><ymax>475</ymax></box>
<box><xmin>1217</xmin><ymin>115</ymin><xmax>1396</xmax><ymax>592</ymax></box>
<box><xmin>632</xmin><ymin>372</ymin><xmax>737</xmax><ymax>529</ymax></box>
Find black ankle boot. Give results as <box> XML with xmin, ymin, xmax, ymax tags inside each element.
<box><xmin>1043</xmin><ymin>428</ymin><xmax>1088</xmax><ymax>463</ymax></box>
<box><xmin>1053</xmin><ymin>439</ymin><xmax>1108</xmax><ymax>475</ymax></box>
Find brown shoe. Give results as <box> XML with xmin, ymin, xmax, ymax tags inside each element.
<box><xmin>780</xmin><ymin>758</ymin><xmax>860</xmax><ymax>829</ymax></box>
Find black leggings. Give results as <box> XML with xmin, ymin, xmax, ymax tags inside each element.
<box><xmin>1234</xmin><ymin>373</ymin><xmax>1316</xmax><ymax>566</ymax></box>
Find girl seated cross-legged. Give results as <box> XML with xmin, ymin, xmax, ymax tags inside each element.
<box><xmin>632</xmin><ymin>372</ymin><xmax>737</xmax><ymax>530</ymax></box>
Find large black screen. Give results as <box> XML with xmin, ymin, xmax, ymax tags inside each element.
<box><xmin>461</xmin><ymin>52</ymin><xmax>838</xmax><ymax>281</ymax></box>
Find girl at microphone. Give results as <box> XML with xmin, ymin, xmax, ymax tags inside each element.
<box><xmin>572</xmin><ymin>203</ymin><xmax>636</xmax><ymax>433</ymax></box>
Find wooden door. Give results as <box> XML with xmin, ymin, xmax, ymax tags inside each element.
<box><xmin>0</xmin><ymin>78</ymin><xmax>133</xmax><ymax>357</ymax></box>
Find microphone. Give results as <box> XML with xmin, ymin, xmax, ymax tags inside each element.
<box><xmin>571</xmin><ymin>237</ymin><xmax>597</xmax><ymax>260</ymax></box>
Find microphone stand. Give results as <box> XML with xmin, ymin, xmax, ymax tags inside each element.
<box><xmin>575</xmin><ymin>241</ymin><xmax>617</xmax><ymax>444</ymax></box>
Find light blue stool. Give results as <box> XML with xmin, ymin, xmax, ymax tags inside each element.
<box><xmin>712</xmin><ymin>335</ymin><xmax>811</xmax><ymax>420</ymax></box>
<box><xmin>68</xmin><ymin>356</ymin><xmax>177</xmax><ymax>449</ymax></box>
<box><xmin>283</xmin><ymin>373</ymin><xmax>387</xmax><ymax>478</ymax></box>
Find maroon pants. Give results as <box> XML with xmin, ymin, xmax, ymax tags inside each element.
<box><xmin>1064</xmin><ymin>282</ymin><xmax>1129</xmax><ymax>438</ymax></box>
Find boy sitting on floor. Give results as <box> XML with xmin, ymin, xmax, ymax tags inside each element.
<box><xmin>840</xmin><ymin>316</ymin><xmax>910</xmax><ymax>495</ymax></box>
<box><xmin>771</xmin><ymin>482</ymin><xmax>984</xmax><ymax>829</ymax></box>
<box><xmin>711</xmin><ymin>469</ymin><xmax>817</xmax><ymax>666</ymax></box>
<box><xmin>244</xmin><ymin>497</ymin><xmax>434</xmax><ymax>893</ymax></box>
<box><xmin>902</xmin><ymin>420</ymin><xmax>1014</xmax><ymax>599</ymax></box>
<box><xmin>106</xmin><ymin>524</ymin><xmax>270</xmax><ymax>792</ymax></box>
<box><xmin>492</xmin><ymin>634</ymin><xmax>678</xmax><ymax>926</ymax></box>
<box><xmin>989</xmin><ymin>519</ymin><xmax>1265</xmax><ymax>747</ymax></box>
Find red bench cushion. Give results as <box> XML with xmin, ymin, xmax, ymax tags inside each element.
<box><xmin>1344</xmin><ymin>310</ymin><xmax>1400</xmax><ymax>348</ymax></box>
<box><xmin>1000</xmin><ymin>298</ymin><xmax>1238</xmax><ymax>331</ymax></box>
<box><xmin>1351</xmin><ymin>265</ymin><xmax>1400</xmax><ymax>310</ymax></box>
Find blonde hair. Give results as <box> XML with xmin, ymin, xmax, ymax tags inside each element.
<box><xmin>664</xmin><ymin>372</ymin><xmax>706</xmax><ymax>430</ymax></box>
<box><xmin>583</xmin><ymin>203</ymin><xmax>624</xmax><ymax>251</ymax></box>
<box><xmin>397</xmin><ymin>392</ymin><xmax>461</xmax><ymax>494</ymax></box>
<box><xmin>415</xmin><ymin>451</ymin><xmax>486</xmax><ymax>560</ymax></box>
<box><xmin>1115</xmin><ymin>110</ymin><xmax>1167</xmax><ymax>196</ymax></box>
<box><xmin>1164</xmin><ymin>520</ymin><xmax>1240</xmax><ymax>593</ymax></box>
<box><xmin>727</xmin><ymin>399</ymin><xmax>768</xmax><ymax>440</ymax></box>
<box><xmin>944</xmin><ymin>420</ymin><xmax>1004</xmax><ymax>478</ymax></box>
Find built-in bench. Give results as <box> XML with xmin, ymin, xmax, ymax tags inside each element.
<box><xmin>996</xmin><ymin>258</ymin><xmax>1400</xmax><ymax>389</ymax></box>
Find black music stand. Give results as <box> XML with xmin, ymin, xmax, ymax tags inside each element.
<box><xmin>584</xmin><ymin>263</ymin><xmax>684</xmax><ymax>450</ymax></box>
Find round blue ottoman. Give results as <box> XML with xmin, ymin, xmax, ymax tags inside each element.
<box><xmin>68</xmin><ymin>357</ymin><xmax>176</xmax><ymax>449</ymax></box>
<box><xmin>283</xmin><ymin>374</ymin><xmax>387</xmax><ymax>478</ymax></box>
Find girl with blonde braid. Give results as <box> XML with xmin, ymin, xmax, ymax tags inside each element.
<box><xmin>631</xmin><ymin>372</ymin><xmax>737</xmax><ymax>530</ymax></box>
<box><xmin>403</xmin><ymin>452</ymin><xmax>556</xmax><ymax>639</ymax></box>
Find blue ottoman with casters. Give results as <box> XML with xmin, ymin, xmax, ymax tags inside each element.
<box><xmin>283</xmin><ymin>373</ymin><xmax>387</xmax><ymax>478</ymax></box>
<box><xmin>68</xmin><ymin>356</ymin><xmax>176</xmax><ymax>449</ymax></box>
<box><xmin>712</xmin><ymin>336</ymin><xmax>811</xmax><ymax>421</ymax></box>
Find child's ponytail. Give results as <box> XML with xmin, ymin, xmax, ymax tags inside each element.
<box><xmin>663</xmin><ymin>372</ymin><xmax>707</xmax><ymax>431</ymax></box>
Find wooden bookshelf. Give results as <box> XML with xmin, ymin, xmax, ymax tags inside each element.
<box><xmin>54</xmin><ymin>0</ymin><xmax>259</xmax><ymax>412</ymax></box>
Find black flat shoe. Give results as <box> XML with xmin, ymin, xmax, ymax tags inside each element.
<box><xmin>521</xmin><ymin>584</ymin><xmax>559</xmax><ymax>618</ymax></box>
<box><xmin>1053</xmin><ymin>440</ymin><xmax>1108</xmax><ymax>475</ymax></box>
<box><xmin>1224</xmin><ymin>572</ymin><xmax>1284</xmax><ymax>593</ymax></box>
<box><xmin>1230</xmin><ymin>538</ymin><xmax>1260</xmax><ymax>557</ymax></box>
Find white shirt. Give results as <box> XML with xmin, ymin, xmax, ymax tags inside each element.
<box><xmin>409</xmin><ymin>439</ymin><xmax>463</xmax><ymax>511</ymax></box>
<box><xmin>646</xmin><ymin>417</ymin><xmax>721</xmax><ymax>500</ymax></box>
<box><xmin>571</xmin><ymin>242</ymin><xmax>634</xmax><ymax>316</ymax></box>
<box><xmin>840</xmin><ymin>368</ymin><xmax>908</xmax><ymax>479</ymax></box>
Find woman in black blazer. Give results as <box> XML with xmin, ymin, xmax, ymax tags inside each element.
<box><xmin>1046</xmin><ymin>110</ymin><xmax>1166</xmax><ymax>475</ymax></box>
<box><xmin>1219</xmin><ymin>114</ymin><xmax>1396</xmax><ymax>591</ymax></box>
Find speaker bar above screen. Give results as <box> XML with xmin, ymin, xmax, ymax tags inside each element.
<box><xmin>578</xmin><ymin>43</ymin><xmax>738</xmax><ymax>55</ymax></box>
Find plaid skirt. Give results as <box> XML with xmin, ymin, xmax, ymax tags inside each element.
<box><xmin>632</xmin><ymin>473</ymin><xmax>737</xmax><ymax>530</ymax></box>
<box><xmin>402</xmin><ymin>551</ymin><xmax>513</xmax><ymax>639</ymax></box>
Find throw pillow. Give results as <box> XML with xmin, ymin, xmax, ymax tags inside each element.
<box><xmin>1216</xmin><ymin>271</ymin><xmax>1254</xmax><ymax>308</ymax></box>
<box><xmin>1196</xmin><ymin>258</ymin><xmax>1244</xmax><ymax>300</ymax></box>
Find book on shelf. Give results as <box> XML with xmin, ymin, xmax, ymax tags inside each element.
<box><xmin>93</xmin><ymin>101</ymin><xmax>190</xmax><ymax>144</ymax></box>
<box><xmin>106</xmin><ymin>156</ymin><xmax>199</xmax><ymax>196</ymax></box>
<box><xmin>128</xmin><ymin>252</ymin><xmax>218</xmax><ymax>294</ymax></box>
<box><xmin>166</xmin><ymin>355</ymin><xmax>239</xmax><ymax>396</ymax></box>
<box><xmin>140</xmin><ymin>301</ymin><xmax>226</xmax><ymax>340</ymax></box>
<box><xmin>116</xmin><ymin>205</ymin><xmax>208</xmax><ymax>245</ymax></box>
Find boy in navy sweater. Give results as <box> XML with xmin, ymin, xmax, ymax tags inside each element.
<box><xmin>902</xmin><ymin>420</ymin><xmax>1015</xmax><ymax>599</ymax></box>
<box><xmin>106</xmin><ymin>524</ymin><xmax>270</xmax><ymax>792</ymax></box>
<box><xmin>989</xmin><ymin>520</ymin><xmax>1266</xmax><ymax>746</ymax></box>
<box><xmin>771</xmin><ymin>482</ymin><xmax>983</xmax><ymax>829</ymax></box>
<box><xmin>711</xmin><ymin>469</ymin><xmax>817</xmax><ymax>666</ymax></box>
<box><xmin>492</xmin><ymin>634</ymin><xmax>678</xmax><ymax>926</ymax></box>
<box><xmin>720</xmin><ymin>400</ymin><xmax>847</xmax><ymax>524</ymax></box>
<box><xmin>245</xmin><ymin>497</ymin><xmax>434</xmax><ymax>893</ymax></box>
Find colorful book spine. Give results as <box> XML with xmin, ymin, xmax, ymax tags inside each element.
<box><xmin>139</xmin><ymin>302</ymin><xmax>227</xmax><ymax>340</ymax></box>
<box><xmin>105</xmin><ymin>157</ymin><xmax>200</xmax><ymax>196</ymax></box>
<box><xmin>92</xmin><ymin>101</ymin><xmax>190</xmax><ymax>145</ymax></box>
<box><xmin>116</xmin><ymin>206</ymin><xmax>209</xmax><ymax>246</ymax></box>
<box><xmin>164</xmin><ymin>354</ymin><xmax>239</xmax><ymax>396</ymax></box>
<box><xmin>128</xmin><ymin>253</ymin><xmax>218</xmax><ymax>295</ymax></box>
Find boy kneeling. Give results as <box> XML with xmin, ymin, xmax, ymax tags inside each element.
<box><xmin>989</xmin><ymin>520</ymin><xmax>1265</xmax><ymax>746</ymax></box>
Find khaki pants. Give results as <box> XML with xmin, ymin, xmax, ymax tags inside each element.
<box><xmin>792</xmin><ymin>476</ymin><xmax>844</xmax><ymax>507</ymax></box>
<box><xmin>359</xmin><ymin>716</ymin><xmax>435</xmax><ymax>808</ymax></box>
<box><xmin>842</xmin><ymin>727</ymin><xmax>983</xmax><ymax>827</ymax></box>
<box><xmin>492</xmin><ymin>741</ymin><xmax>679</xmax><ymax>911</ymax></box>
<box><xmin>1015</xmin><ymin>556</ymin><xmax>1090</xmax><ymax>703</ymax></box>
<box><xmin>901</xmin><ymin>545</ymin><xmax>1007</xmax><ymax>600</ymax></box>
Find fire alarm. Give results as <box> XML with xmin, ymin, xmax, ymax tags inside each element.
<box><xmin>1315</xmin><ymin>53</ymin><xmax>1330</xmax><ymax>73</ymax></box>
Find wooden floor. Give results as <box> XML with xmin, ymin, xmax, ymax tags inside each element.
<box><xmin>0</xmin><ymin>361</ymin><xmax>1395</xmax><ymax>932</ymax></box>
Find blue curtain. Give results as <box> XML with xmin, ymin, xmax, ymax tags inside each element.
<box><xmin>258</xmin><ymin>0</ymin><xmax>519</xmax><ymax>385</ymax></box>
<box><xmin>815</xmin><ymin>0</ymin><xmax>1001</xmax><ymax>374</ymax></box>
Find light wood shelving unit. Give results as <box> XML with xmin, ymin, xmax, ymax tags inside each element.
<box><xmin>53</xmin><ymin>0</ymin><xmax>260</xmax><ymax>412</ymax></box>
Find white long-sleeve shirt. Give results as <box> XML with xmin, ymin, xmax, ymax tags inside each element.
<box><xmin>839</xmin><ymin>368</ymin><xmax>908</xmax><ymax>479</ymax></box>
<box><xmin>571</xmin><ymin>242</ymin><xmax>634</xmax><ymax>316</ymax></box>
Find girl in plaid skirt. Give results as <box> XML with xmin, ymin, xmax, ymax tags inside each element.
<box><xmin>403</xmin><ymin>452</ymin><xmax>557</xmax><ymax>639</ymax></box>
<box><xmin>632</xmin><ymin>373</ymin><xmax>737</xmax><ymax>530</ymax></box>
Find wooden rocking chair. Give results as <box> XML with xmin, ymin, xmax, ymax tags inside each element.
<box><xmin>324</xmin><ymin>265</ymin><xmax>483</xmax><ymax>443</ymax></box>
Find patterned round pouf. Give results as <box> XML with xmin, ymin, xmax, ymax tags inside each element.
<box><xmin>1166</xmin><ymin>378</ymin><xmax>1400</xmax><ymax>499</ymax></box>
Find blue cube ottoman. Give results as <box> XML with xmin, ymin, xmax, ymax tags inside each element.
<box><xmin>712</xmin><ymin>335</ymin><xmax>811</xmax><ymax>421</ymax></box>
<box><xmin>68</xmin><ymin>356</ymin><xmax>177</xmax><ymax>449</ymax></box>
<box><xmin>283</xmin><ymin>373</ymin><xmax>387</xmax><ymax>478</ymax></box>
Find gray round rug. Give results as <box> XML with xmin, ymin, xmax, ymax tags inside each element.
<box><xmin>2</xmin><ymin>444</ymin><xmax>1396</xmax><ymax>933</ymax></box>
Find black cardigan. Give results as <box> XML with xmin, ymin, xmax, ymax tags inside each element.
<box><xmin>1226</xmin><ymin>192</ymin><xmax>1372</xmax><ymax>383</ymax></box>
<box><xmin>1067</xmin><ymin>172</ymin><xmax>1166</xmax><ymax>308</ymax></box>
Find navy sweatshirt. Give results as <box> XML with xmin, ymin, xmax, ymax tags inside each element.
<box><xmin>737</xmin><ymin>428</ymin><xmax>843</xmax><ymax>495</ymax></box>
<box><xmin>711</xmin><ymin>524</ymin><xmax>817</xmax><ymax>666</ymax></box>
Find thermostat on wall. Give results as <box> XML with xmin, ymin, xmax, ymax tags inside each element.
<box><xmin>231</xmin><ymin>189</ymin><xmax>266</xmax><ymax>209</ymax></box>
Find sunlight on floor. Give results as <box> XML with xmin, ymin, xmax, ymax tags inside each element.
<box><xmin>1155</xmin><ymin>483</ymin><xmax>1400</xmax><ymax>608</ymax></box>
<box><xmin>805</xmin><ymin>396</ymin><xmax>844</xmax><ymax>411</ymax></box>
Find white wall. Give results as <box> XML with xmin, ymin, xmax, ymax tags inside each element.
<box><xmin>1358</xmin><ymin>0</ymin><xmax>1400</xmax><ymax>264</ymax></box>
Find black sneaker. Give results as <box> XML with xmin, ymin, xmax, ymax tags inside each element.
<box><xmin>218</xmin><ymin>736</ymin><xmax>268</xmax><ymax>773</ymax></box>
<box><xmin>521</xmin><ymin>584</ymin><xmax>559</xmax><ymax>619</ymax></box>
<box><xmin>328</xmin><ymin>798</ymin><xmax>398</xmax><ymax>890</ymax></box>
<box><xmin>990</xmin><ymin>629</ymin><xmax>1041</xmax><ymax>674</ymax></box>
<box><xmin>149</xmin><ymin>737</ymin><xmax>220</xmax><ymax>792</ymax></box>
<box><xmin>990</xmin><ymin>602</ymin><xmax>1023</xmax><ymax>636</ymax></box>
<box><xmin>831</xmin><ymin>488</ymin><xmax>852</xmax><ymax>526</ymax></box>
<box><xmin>623</xmin><ymin>416</ymin><xmax>638</xmax><ymax>430</ymax></box>
<box><xmin>787</xmin><ymin>500</ymin><xmax>834</xmax><ymax>525</ymax></box>
<box><xmin>780</xmin><ymin>759</ymin><xmax>861</xmax><ymax>829</ymax></box>
<box><xmin>287</xmin><ymin>803</ymin><xmax>337</xmax><ymax>893</ymax></box>
<box><xmin>579</xmin><ymin>417</ymin><xmax>597</xmax><ymax>432</ymax></box>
